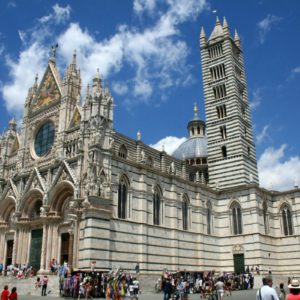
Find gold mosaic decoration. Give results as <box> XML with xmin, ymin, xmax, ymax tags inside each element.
<box><xmin>31</xmin><ymin>68</ymin><xmax>60</xmax><ymax>110</ymax></box>
<box><xmin>69</xmin><ymin>107</ymin><xmax>81</xmax><ymax>128</ymax></box>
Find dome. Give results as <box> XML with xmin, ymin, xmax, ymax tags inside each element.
<box><xmin>172</xmin><ymin>136</ymin><xmax>207</xmax><ymax>160</ymax></box>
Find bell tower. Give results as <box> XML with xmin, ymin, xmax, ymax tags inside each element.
<box><xmin>200</xmin><ymin>17</ymin><xmax>258</xmax><ymax>189</ymax></box>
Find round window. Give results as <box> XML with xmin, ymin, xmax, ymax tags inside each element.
<box><xmin>34</xmin><ymin>122</ymin><xmax>55</xmax><ymax>156</ymax></box>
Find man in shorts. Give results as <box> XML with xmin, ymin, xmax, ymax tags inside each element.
<box><xmin>214</xmin><ymin>278</ymin><xmax>225</xmax><ymax>300</ymax></box>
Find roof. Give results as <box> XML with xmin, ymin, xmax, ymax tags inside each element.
<box><xmin>172</xmin><ymin>136</ymin><xmax>207</xmax><ymax>160</ymax></box>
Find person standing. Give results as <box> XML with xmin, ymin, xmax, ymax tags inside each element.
<box><xmin>8</xmin><ymin>287</ymin><xmax>17</xmax><ymax>300</ymax></box>
<box><xmin>256</xmin><ymin>276</ymin><xmax>279</xmax><ymax>300</ymax></box>
<box><xmin>286</xmin><ymin>279</ymin><xmax>300</xmax><ymax>300</ymax></box>
<box><xmin>215</xmin><ymin>278</ymin><xmax>225</xmax><ymax>300</ymax></box>
<box><xmin>41</xmin><ymin>275</ymin><xmax>49</xmax><ymax>296</ymax></box>
<box><xmin>162</xmin><ymin>279</ymin><xmax>172</xmax><ymax>300</ymax></box>
<box><xmin>1</xmin><ymin>286</ymin><xmax>9</xmax><ymax>300</ymax></box>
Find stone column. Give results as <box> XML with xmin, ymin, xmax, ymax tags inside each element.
<box><xmin>45</xmin><ymin>224</ymin><xmax>53</xmax><ymax>272</ymax></box>
<box><xmin>68</xmin><ymin>229</ymin><xmax>74</xmax><ymax>269</ymax></box>
<box><xmin>51</xmin><ymin>224</ymin><xmax>59</xmax><ymax>264</ymax></box>
<box><xmin>12</xmin><ymin>229</ymin><xmax>19</xmax><ymax>265</ymax></box>
<box><xmin>39</xmin><ymin>224</ymin><xmax>48</xmax><ymax>272</ymax></box>
<box><xmin>72</xmin><ymin>219</ymin><xmax>79</xmax><ymax>269</ymax></box>
<box><xmin>0</xmin><ymin>229</ymin><xmax>5</xmax><ymax>264</ymax></box>
<box><xmin>16</xmin><ymin>228</ymin><xmax>23</xmax><ymax>264</ymax></box>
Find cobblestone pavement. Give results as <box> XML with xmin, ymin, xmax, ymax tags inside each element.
<box><xmin>16</xmin><ymin>289</ymin><xmax>258</xmax><ymax>299</ymax></box>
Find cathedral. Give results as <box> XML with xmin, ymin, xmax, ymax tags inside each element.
<box><xmin>0</xmin><ymin>17</ymin><xmax>299</xmax><ymax>280</ymax></box>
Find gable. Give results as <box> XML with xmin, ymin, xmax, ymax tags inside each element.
<box><xmin>68</xmin><ymin>106</ymin><xmax>81</xmax><ymax>129</ymax></box>
<box><xmin>31</xmin><ymin>66</ymin><xmax>61</xmax><ymax>111</ymax></box>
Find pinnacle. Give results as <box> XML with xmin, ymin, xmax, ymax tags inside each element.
<box><xmin>223</xmin><ymin>16</ymin><xmax>229</xmax><ymax>28</ymax></box>
<box><xmin>234</xmin><ymin>29</ymin><xmax>240</xmax><ymax>41</ymax></box>
<box><xmin>200</xmin><ymin>26</ymin><xmax>206</xmax><ymax>39</ymax></box>
<box><xmin>216</xmin><ymin>16</ymin><xmax>221</xmax><ymax>25</ymax></box>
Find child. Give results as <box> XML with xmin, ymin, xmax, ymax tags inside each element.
<box><xmin>1</xmin><ymin>285</ymin><xmax>9</xmax><ymax>300</ymax></box>
<box><xmin>279</xmin><ymin>282</ymin><xmax>286</xmax><ymax>300</ymax></box>
<box><xmin>8</xmin><ymin>287</ymin><xmax>17</xmax><ymax>300</ymax></box>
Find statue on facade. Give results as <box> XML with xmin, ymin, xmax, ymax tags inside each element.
<box><xmin>50</xmin><ymin>43</ymin><xmax>58</xmax><ymax>59</ymax></box>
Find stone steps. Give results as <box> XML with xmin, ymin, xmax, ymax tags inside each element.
<box><xmin>0</xmin><ymin>275</ymin><xmax>59</xmax><ymax>296</ymax></box>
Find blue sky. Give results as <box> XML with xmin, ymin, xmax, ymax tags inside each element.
<box><xmin>0</xmin><ymin>0</ymin><xmax>299</xmax><ymax>191</ymax></box>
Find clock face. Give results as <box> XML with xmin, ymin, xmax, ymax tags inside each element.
<box><xmin>34</xmin><ymin>122</ymin><xmax>55</xmax><ymax>157</ymax></box>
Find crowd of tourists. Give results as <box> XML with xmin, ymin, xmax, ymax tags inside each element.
<box><xmin>0</xmin><ymin>263</ymin><xmax>33</xmax><ymax>279</ymax></box>
<box><xmin>157</xmin><ymin>269</ymin><xmax>257</xmax><ymax>300</ymax></box>
<box><xmin>56</xmin><ymin>265</ymin><xmax>140</xmax><ymax>299</ymax></box>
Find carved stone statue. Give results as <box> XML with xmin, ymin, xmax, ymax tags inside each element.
<box><xmin>140</xmin><ymin>150</ymin><xmax>145</xmax><ymax>163</ymax></box>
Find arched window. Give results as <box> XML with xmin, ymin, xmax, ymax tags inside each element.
<box><xmin>153</xmin><ymin>186</ymin><xmax>162</xmax><ymax>225</ymax></box>
<box><xmin>30</xmin><ymin>200</ymin><xmax>43</xmax><ymax>219</ymax></box>
<box><xmin>231</xmin><ymin>202</ymin><xmax>242</xmax><ymax>235</ymax></box>
<box><xmin>146</xmin><ymin>156</ymin><xmax>154</xmax><ymax>168</ymax></box>
<box><xmin>118</xmin><ymin>177</ymin><xmax>128</xmax><ymax>219</ymax></box>
<box><xmin>263</xmin><ymin>201</ymin><xmax>269</xmax><ymax>234</ymax></box>
<box><xmin>182</xmin><ymin>196</ymin><xmax>189</xmax><ymax>230</ymax></box>
<box><xmin>207</xmin><ymin>201</ymin><xmax>212</xmax><ymax>235</ymax></box>
<box><xmin>118</xmin><ymin>144</ymin><xmax>128</xmax><ymax>159</ymax></box>
<box><xmin>281</xmin><ymin>204</ymin><xmax>293</xmax><ymax>236</ymax></box>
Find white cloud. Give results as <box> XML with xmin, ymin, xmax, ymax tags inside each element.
<box><xmin>256</xmin><ymin>125</ymin><xmax>270</xmax><ymax>145</ymax></box>
<box><xmin>39</xmin><ymin>4</ymin><xmax>71</xmax><ymax>25</ymax></box>
<box><xmin>289</xmin><ymin>65</ymin><xmax>300</xmax><ymax>80</ymax></box>
<box><xmin>1</xmin><ymin>1</ymin><xmax>208</xmax><ymax>119</ymax></box>
<box><xmin>250</xmin><ymin>88</ymin><xmax>262</xmax><ymax>110</ymax></box>
<box><xmin>258</xmin><ymin>144</ymin><xmax>300</xmax><ymax>191</ymax></box>
<box><xmin>133</xmin><ymin>0</ymin><xmax>157</xmax><ymax>16</ymax></box>
<box><xmin>133</xmin><ymin>79</ymin><xmax>153</xmax><ymax>98</ymax></box>
<box><xmin>2</xmin><ymin>43</ymin><xmax>47</xmax><ymax>118</ymax></box>
<box><xmin>0</xmin><ymin>44</ymin><xmax>4</xmax><ymax>56</ymax></box>
<box><xmin>112</xmin><ymin>81</ymin><xmax>128</xmax><ymax>95</ymax></box>
<box><xmin>150</xmin><ymin>136</ymin><xmax>187</xmax><ymax>154</ymax></box>
<box><xmin>7</xmin><ymin>1</ymin><xmax>16</xmax><ymax>8</ymax></box>
<box><xmin>257</xmin><ymin>14</ymin><xmax>281</xmax><ymax>44</ymax></box>
<box><xmin>18</xmin><ymin>30</ymin><xmax>26</xmax><ymax>43</ymax></box>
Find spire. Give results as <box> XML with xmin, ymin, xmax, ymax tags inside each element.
<box><xmin>65</xmin><ymin>50</ymin><xmax>78</xmax><ymax>80</ymax></box>
<box><xmin>193</xmin><ymin>103</ymin><xmax>199</xmax><ymax>120</ymax></box>
<box><xmin>200</xmin><ymin>26</ymin><xmax>207</xmax><ymax>47</ymax></box>
<box><xmin>84</xmin><ymin>84</ymin><xmax>90</xmax><ymax>105</ymax></box>
<box><xmin>9</xmin><ymin>118</ymin><xmax>17</xmax><ymax>132</ymax></box>
<box><xmin>208</xmin><ymin>16</ymin><xmax>224</xmax><ymax>41</ymax></box>
<box><xmin>92</xmin><ymin>68</ymin><xmax>102</xmax><ymax>95</ymax></box>
<box><xmin>234</xmin><ymin>29</ymin><xmax>241</xmax><ymax>47</ymax></box>
<box><xmin>223</xmin><ymin>16</ymin><xmax>230</xmax><ymax>37</ymax></box>
<box><xmin>34</xmin><ymin>74</ymin><xmax>38</xmax><ymax>89</ymax></box>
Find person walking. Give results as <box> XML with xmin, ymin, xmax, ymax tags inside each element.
<box><xmin>256</xmin><ymin>276</ymin><xmax>279</xmax><ymax>300</ymax></box>
<box><xmin>1</xmin><ymin>286</ymin><xmax>9</xmax><ymax>300</ymax></box>
<box><xmin>41</xmin><ymin>275</ymin><xmax>49</xmax><ymax>296</ymax></box>
<box><xmin>8</xmin><ymin>287</ymin><xmax>17</xmax><ymax>300</ymax></box>
<box><xmin>215</xmin><ymin>278</ymin><xmax>225</xmax><ymax>300</ymax></box>
<box><xmin>286</xmin><ymin>279</ymin><xmax>300</xmax><ymax>300</ymax></box>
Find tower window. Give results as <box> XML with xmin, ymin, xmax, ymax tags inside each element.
<box><xmin>220</xmin><ymin>126</ymin><xmax>227</xmax><ymax>139</ymax></box>
<box><xmin>247</xmin><ymin>146</ymin><xmax>250</xmax><ymax>156</ymax></box>
<box><xmin>208</xmin><ymin>43</ymin><xmax>223</xmax><ymax>59</ymax></box>
<box><xmin>213</xmin><ymin>84</ymin><xmax>227</xmax><ymax>100</ymax></box>
<box><xmin>210</xmin><ymin>64</ymin><xmax>226</xmax><ymax>81</ymax></box>
<box><xmin>216</xmin><ymin>104</ymin><xmax>227</xmax><ymax>119</ymax></box>
<box><xmin>221</xmin><ymin>145</ymin><xmax>227</xmax><ymax>158</ymax></box>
